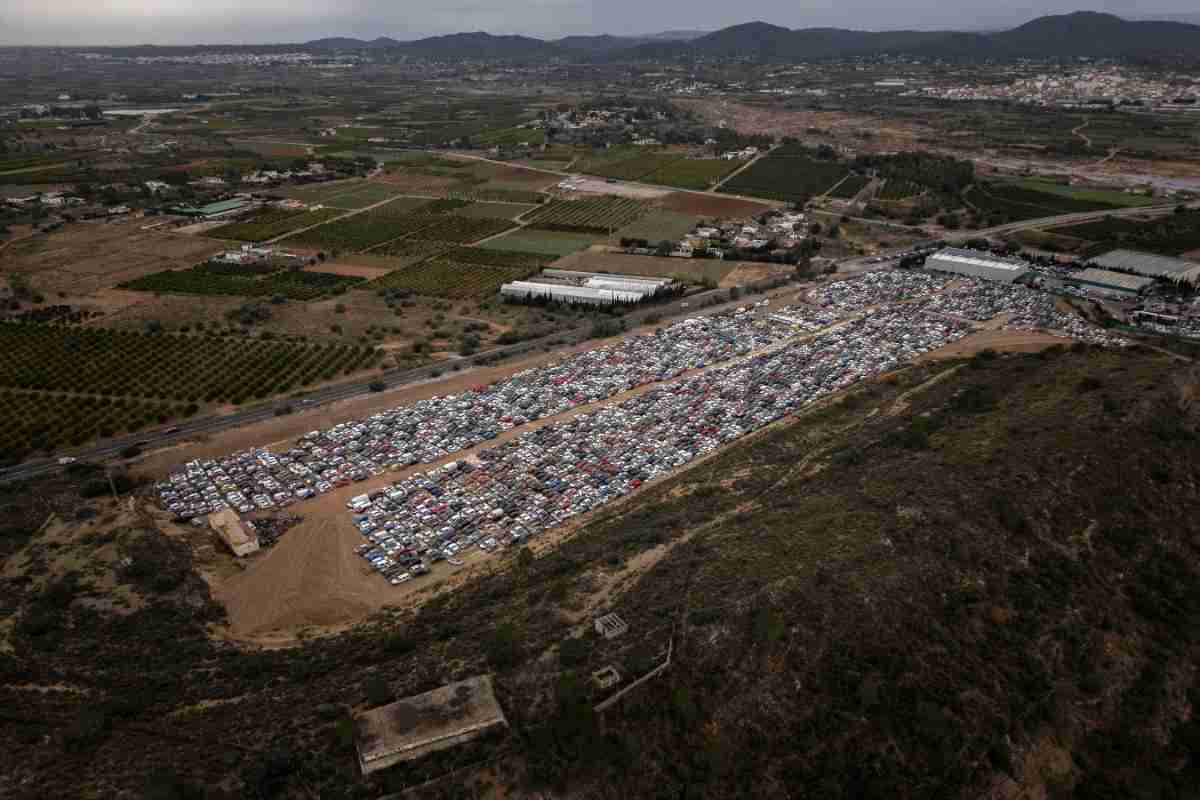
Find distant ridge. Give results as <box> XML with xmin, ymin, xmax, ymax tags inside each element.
<box><xmin>303</xmin><ymin>12</ymin><xmax>1200</xmax><ymax>61</ymax></box>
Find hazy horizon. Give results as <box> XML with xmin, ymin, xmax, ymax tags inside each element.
<box><xmin>2</xmin><ymin>1</ymin><xmax>1198</xmax><ymax>47</ymax></box>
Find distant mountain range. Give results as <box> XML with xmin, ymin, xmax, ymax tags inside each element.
<box><xmin>304</xmin><ymin>12</ymin><xmax>1200</xmax><ymax>61</ymax></box>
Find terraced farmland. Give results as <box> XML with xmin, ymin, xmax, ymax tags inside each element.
<box><xmin>523</xmin><ymin>196</ymin><xmax>646</xmax><ymax>234</ymax></box>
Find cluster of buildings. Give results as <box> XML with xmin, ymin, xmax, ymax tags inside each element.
<box><xmin>916</xmin><ymin>67</ymin><xmax>1200</xmax><ymax>109</ymax></box>
<box><xmin>242</xmin><ymin>162</ymin><xmax>327</xmax><ymax>185</ymax></box>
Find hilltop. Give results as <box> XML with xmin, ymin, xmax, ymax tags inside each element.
<box><xmin>303</xmin><ymin>12</ymin><xmax>1200</xmax><ymax>62</ymax></box>
<box><xmin>2</xmin><ymin>345</ymin><xmax>1199</xmax><ymax>796</ymax></box>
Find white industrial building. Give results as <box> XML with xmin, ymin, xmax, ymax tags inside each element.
<box><xmin>501</xmin><ymin>281</ymin><xmax>645</xmax><ymax>306</ymax></box>
<box><xmin>502</xmin><ymin>270</ymin><xmax>676</xmax><ymax>307</ymax></box>
<box><xmin>925</xmin><ymin>248</ymin><xmax>1031</xmax><ymax>284</ymax></box>
<box><xmin>1089</xmin><ymin>249</ymin><xmax>1200</xmax><ymax>286</ymax></box>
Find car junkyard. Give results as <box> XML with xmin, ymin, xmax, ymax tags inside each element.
<box><xmin>154</xmin><ymin>267</ymin><xmax>1127</xmax><ymax>585</ymax></box>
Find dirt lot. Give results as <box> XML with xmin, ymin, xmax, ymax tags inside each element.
<box><xmin>918</xmin><ymin>329</ymin><xmax>1068</xmax><ymax>360</ymax></box>
<box><xmin>165</xmin><ymin>308</ymin><xmax>817</xmax><ymax>640</ymax></box>
<box><xmin>657</xmin><ymin>191</ymin><xmax>774</xmax><ymax>217</ymax></box>
<box><xmin>2</xmin><ymin>217</ymin><xmax>226</xmax><ymax>295</ymax></box>
<box><xmin>304</xmin><ymin>261</ymin><xmax>393</xmax><ymax>279</ymax></box>
<box><xmin>569</xmin><ymin>179</ymin><xmax>671</xmax><ymax>199</ymax></box>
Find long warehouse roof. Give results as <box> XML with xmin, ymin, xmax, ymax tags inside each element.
<box><xmin>1069</xmin><ymin>268</ymin><xmax>1155</xmax><ymax>292</ymax></box>
<box><xmin>928</xmin><ymin>248</ymin><xmax>1028</xmax><ymax>273</ymax></box>
<box><xmin>1090</xmin><ymin>249</ymin><xmax>1200</xmax><ymax>282</ymax></box>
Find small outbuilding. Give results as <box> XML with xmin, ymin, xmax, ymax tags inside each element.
<box><xmin>355</xmin><ymin>675</ymin><xmax>508</xmax><ymax>775</ymax></box>
<box><xmin>208</xmin><ymin>508</ymin><xmax>259</xmax><ymax>556</ymax></box>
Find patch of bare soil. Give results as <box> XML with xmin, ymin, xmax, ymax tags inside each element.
<box><xmin>720</xmin><ymin>263</ymin><xmax>790</xmax><ymax>288</ymax></box>
<box><xmin>919</xmin><ymin>329</ymin><xmax>1068</xmax><ymax>360</ymax></box>
<box><xmin>657</xmin><ymin>191</ymin><xmax>774</xmax><ymax>217</ymax></box>
<box><xmin>307</xmin><ymin>261</ymin><xmax>393</xmax><ymax>279</ymax></box>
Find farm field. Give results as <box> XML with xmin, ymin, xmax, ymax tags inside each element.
<box><xmin>119</xmin><ymin>261</ymin><xmax>366</xmax><ymax>301</ymax></box>
<box><xmin>0</xmin><ymin>389</ymin><xmax>194</xmax><ymax>460</ymax></box>
<box><xmin>0</xmin><ymin>219</ymin><xmax>227</xmax><ymax>295</ymax></box>
<box><xmin>828</xmin><ymin>175</ymin><xmax>870</xmax><ymax>199</ymax></box>
<box><xmin>368</xmin><ymin>260</ymin><xmax>534</xmax><ymax>299</ymax></box>
<box><xmin>720</xmin><ymin>155</ymin><xmax>848</xmax><ymax>203</ymax></box>
<box><xmin>552</xmin><ymin>249</ymin><xmax>736</xmax><ymax>285</ymax></box>
<box><xmin>272</xmin><ymin>180</ymin><xmax>411</xmax><ymax>210</ymax></box>
<box><xmin>522</xmin><ymin>196</ymin><xmax>646</xmax><ymax>233</ymax></box>
<box><xmin>449</xmin><ymin>186</ymin><xmax>545</xmax><ymax>204</ymax></box>
<box><xmin>966</xmin><ymin>181</ymin><xmax>1130</xmax><ymax>223</ymax></box>
<box><xmin>994</xmin><ymin>178</ymin><xmax>1154</xmax><ymax>208</ymax></box>
<box><xmin>403</xmin><ymin>215</ymin><xmax>516</xmax><ymax>244</ymax></box>
<box><xmin>657</xmin><ymin>192</ymin><xmax>774</xmax><ymax>217</ymax></box>
<box><xmin>280</xmin><ymin>199</ymin><xmax>449</xmax><ymax>252</ymax></box>
<box><xmin>643</xmin><ymin>158</ymin><xmax>738</xmax><ymax>190</ymax></box>
<box><xmin>451</xmin><ymin>201</ymin><xmax>538</xmax><ymax>220</ymax></box>
<box><xmin>441</xmin><ymin>246</ymin><xmax>553</xmax><ymax>269</ymax></box>
<box><xmin>0</xmin><ymin>323</ymin><xmax>378</xmax><ymax>407</ymax></box>
<box><xmin>878</xmin><ymin>179</ymin><xmax>925</xmax><ymax>200</ymax></box>
<box><xmin>582</xmin><ymin>152</ymin><xmax>682</xmax><ymax>182</ymax></box>
<box><xmin>476</xmin><ymin>229</ymin><xmax>605</xmax><ymax>257</ymax></box>
<box><xmin>206</xmin><ymin>207</ymin><xmax>344</xmax><ymax>242</ymax></box>
<box><xmin>372</xmin><ymin>237</ymin><xmax>454</xmax><ymax>260</ymax></box>
<box><xmin>229</xmin><ymin>140</ymin><xmax>310</xmax><ymax>158</ymax></box>
<box><xmin>1050</xmin><ymin>210</ymin><xmax>1200</xmax><ymax>256</ymax></box>
<box><xmin>616</xmin><ymin>210</ymin><xmax>698</xmax><ymax>243</ymax></box>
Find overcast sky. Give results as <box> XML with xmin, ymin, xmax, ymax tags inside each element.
<box><xmin>1</xmin><ymin>0</ymin><xmax>1197</xmax><ymax>46</ymax></box>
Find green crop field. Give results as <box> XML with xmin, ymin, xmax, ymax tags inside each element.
<box><xmin>278</xmin><ymin>198</ymin><xmax>449</xmax><ymax>251</ymax></box>
<box><xmin>828</xmin><ymin>175</ymin><xmax>870</xmax><ymax>199</ymax></box>
<box><xmin>616</xmin><ymin>210</ymin><xmax>698</xmax><ymax>243</ymax></box>
<box><xmin>368</xmin><ymin>260</ymin><xmax>534</xmax><ymax>299</ymax></box>
<box><xmin>966</xmin><ymin>182</ymin><xmax>1131</xmax><ymax>224</ymax></box>
<box><xmin>996</xmin><ymin>178</ymin><xmax>1154</xmax><ymax>208</ymax></box>
<box><xmin>587</xmin><ymin>153</ymin><xmax>681</xmax><ymax>182</ymax></box>
<box><xmin>273</xmin><ymin>181</ymin><xmax>408</xmax><ymax>210</ymax></box>
<box><xmin>405</xmin><ymin>215</ymin><xmax>516</xmax><ymax>244</ymax></box>
<box><xmin>477</xmin><ymin>229</ymin><xmax>603</xmax><ymax>257</ymax></box>
<box><xmin>207</xmin><ymin>207</ymin><xmax>344</xmax><ymax>242</ymax></box>
<box><xmin>0</xmin><ymin>323</ymin><xmax>378</xmax><ymax>455</ymax></box>
<box><xmin>1051</xmin><ymin>210</ymin><xmax>1200</xmax><ymax>256</ymax></box>
<box><xmin>119</xmin><ymin>262</ymin><xmax>366</xmax><ymax>301</ymax></box>
<box><xmin>451</xmin><ymin>201</ymin><xmax>538</xmax><ymax>220</ymax></box>
<box><xmin>643</xmin><ymin>159</ymin><xmax>737</xmax><ymax>190</ymax></box>
<box><xmin>373</xmin><ymin>238</ymin><xmax>454</xmax><ymax>260</ymax></box>
<box><xmin>0</xmin><ymin>389</ymin><xmax>195</xmax><ymax>459</ymax></box>
<box><xmin>442</xmin><ymin>246</ymin><xmax>553</xmax><ymax>269</ymax></box>
<box><xmin>523</xmin><ymin>196</ymin><xmax>646</xmax><ymax>234</ymax></box>
<box><xmin>878</xmin><ymin>179</ymin><xmax>925</xmax><ymax>200</ymax></box>
<box><xmin>721</xmin><ymin>156</ymin><xmax>849</xmax><ymax>203</ymax></box>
